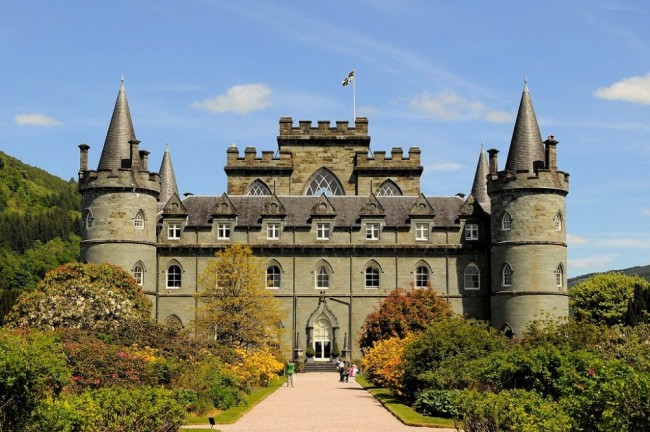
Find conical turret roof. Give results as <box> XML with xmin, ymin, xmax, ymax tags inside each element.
<box><xmin>470</xmin><ymin>146</ymin><xmax>490</xmax><ymax>213</ymax></box>
<box><xmin>97</xmin><ymin>79</ymin><xmax>136</xmax><ymax>171</ymax></box>
<box><xmin>159</xmin><ymin>143</ymin><xmax>180</xmax><ymax>205</ymax></box>
<box><xmin>504</xmin><ymin>81</ymin><xmax>544</xmax><ymax>173</ymax></box>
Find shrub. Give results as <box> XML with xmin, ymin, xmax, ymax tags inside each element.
<box><xmin>361</xmin><ymin>334</ymin><xmax>412</xmax><ymax>396</ymax></box>
<box><xmin>414</xmin><ymin>389</ymin><xmax>460</xmax><ymax>417</ymax></box>
<box><xmin>230</xmin><ymin>346</ymin><xmax>283</xmax><ymax>387</ymax></box>
<box><xmin>174</xmin><ymin>360</ymin><xmax>245</xmax><ymax>414</ymax></box>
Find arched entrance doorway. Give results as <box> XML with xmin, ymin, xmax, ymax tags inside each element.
<box><xmin>313</xmin><ymin>318</ymin><xmax>332</xmax><ymax>361</ymax></box>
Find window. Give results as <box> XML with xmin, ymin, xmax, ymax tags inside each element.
<box><xmin>133</xmin><ymin>263</ymin><xmax>144</xmax><ymax>286</ymax></box>
<box><xmin>316</xmin><ymin>266</ymin><xmax>329</xmax><ymax>289</ymax></box>
<box><xmin>376</xmin><ymin>180</ymin><xmax>402</xmax><ymax>196</ymax></box>
<box><xmin>465</xmin><ymin>223</ymin><xmax>479</xmax><ymax>240</ymax></box>
<box><xmin>502</xmin><ymin>264</ymin><xmax>512</xmax><ymax>287</ymax></box>
<box><xmin>502</xmin><ymin>212</ymin><xmax>512</xmax><ymax>231</ymax></box>
<box><xmin>415</xmin><ymin>265</ymin><xmax>429</xmax><ymax>288</ymax></box>
<box><xmin>305</xmin><ymin>168</ymin><xmax>344</xmax><ymax>196</ymax></box>
<box><xmin>267</xmin><ymin>223</ymin><xmax>281</xmax><ymax>240</ymax></box>
<box><xmin>464</xmin><ymin>265</ymin><xmax>480</xmax><ymax>290</ymax></box>
<box><xmin>365</xmin><ymin>266</ymin><xmax>380</xmax><ymax>289</ymax></box>
<box><xmin>555</xmin><ymin>264</ymin><xmax>564</xmax><ymax>288</ymax></box>
<box><xmin>366</xmin><ymin>223</ymin><xmax>380</xmax><ymax>240</ymax></box>
<box><xmin>266</xmin><ymin>265</ymin><xmax>281</xmax><ymax>289</ymax></box>
<box><xmin>554</xmin><ymin>212</ymin><xmax>562</xmax><ymax>231</ymax></box>
<box><xmin>167</xmin><ymin>265</ymin><xmax>182</xmax><ymax>289</ymax></box>
<box><xmin>317</xmin><ymin>223</ymin><xmax>330</xmax><ymax>240</ymax></box>
<box><xmin>415</xmin><ymin>223</ymin><xmax>429</xmax><ymax>241</ymax></box>
<box><xmin>217</xmin><ymin>223</ymin><xmax>231</xmax><ymax>240</ymax></box>
<box><xmin>134</xmin><ymin>211</ymin><xmax>145</xmax><ymax>229</ymax></box>
<box><xmin>247</xmin><ymin>180</ymin><xmax>271</xmax><ymax>196</ymax></box>
<box><xmin>168</xmin><ymin>223</ymin><xmax>181</xmax><ymax>240</ymax></box>
<box><xmin>85</xmin><ymin>211</ymin><xmax>94</xmax><ymax>229</ymax></box>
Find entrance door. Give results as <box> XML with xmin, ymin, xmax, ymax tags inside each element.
<box><xmin>313</xmin><ymin>318</ymin><xmax>332</xmax><ymax>361</ymax></box>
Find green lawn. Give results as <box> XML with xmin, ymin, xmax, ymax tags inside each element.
<box><xmin>355</xmin><ymin>375</ymin><xmax>456</xmax><ymax>429</ymax></box>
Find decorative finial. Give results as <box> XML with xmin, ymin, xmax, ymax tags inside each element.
<box><xmin>165</xmin><ymin>141</ymin><xmax>170</xmax><ymax>152</ymax></box>
<box><xmin>523</xmin><ymin>77</ymin><xmax>529</xmax><ymax>92</ymax></box>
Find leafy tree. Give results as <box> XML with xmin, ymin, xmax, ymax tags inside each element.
<box><xmin>570</xmin><ymin>273</ymin><xmax>650</xmax><ymax>326</ymax></box>
<box><xmin>194</xmin><ymin>244</ymin><xmax>286</xmax><ymax>350</ymax></box>
<box><xmin>359</xmin><ymin>286</ymin><xmax>453</xmax><ymax>349</ymax></box>
<box><xmin>5</xmin><ymin>262</ymin><xmax>151</xmax><ymax>332</ymax></box>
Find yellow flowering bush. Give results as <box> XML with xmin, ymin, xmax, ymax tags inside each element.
<box><xmin>231</xmin><ymin>347</ymin><xmax>283</xmax><ymax>387</ymax></box>
<box><xmin>361</xmin><ymin>334</ymin><xmax>412</xmax><ymax>397</ymax></box>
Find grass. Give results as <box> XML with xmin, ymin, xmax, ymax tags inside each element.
<box><xmin>183</xmin><ymin>376</ymin><xmax>285</xmax><ymax>428</ymax></box>
<box><xmin>355</xmin><ymin>375</ymin><xmax>456</xmax><ymax>429</ymax></box>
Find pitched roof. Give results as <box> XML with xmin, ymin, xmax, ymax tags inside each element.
<box><xmin>504</xmin><ymin>81</ymin><xmax>545</xmax><ymax>173</ymax></box>
<box><xmin>97</xmin><ymin>79</ymin><xmax>136</xmax><ymax>171</ymax></box>
<box><xmin>182</xmin><ymin>195</ymin><xmax>464</xmax><ymax>229</ymax></box>
<box><xmin>158</xmin><ymin>144</ymin><xmax>179</xmax><ymax>205</ymax></box>
<box><xmin>470</xmin><ymin>146</ymin><xmax>491</xmax><ymax>213</ymax></box>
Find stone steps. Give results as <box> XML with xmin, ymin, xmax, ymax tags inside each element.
<box><xmin>302</xmin><ymin>361</ymin><xmax>338</xmax><ymax>373</ymax></box>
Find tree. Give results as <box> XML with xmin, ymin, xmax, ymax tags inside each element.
<box><xmin>5</xmin><ymin>262</ymin><xmax>151</xmax><ymax>332</ymax></box>
<box><xmin>359</xmin><ymin>287</ymin><xmax>453</xmax><ymax>349</ymax></box>
<box><xmin>570</xmin><ymin>272</ymin><xmax>650</xmax><ymax>326</ymax></box>
<box><xmin>194</xmin><ymin>244</ymin><xmax>286</xmax><ymax>350</ymax></box>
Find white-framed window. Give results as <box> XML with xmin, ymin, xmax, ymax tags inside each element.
<box><xmin>316</xmin><ymin>266</ymin><xmax>329</xmax><ymax>289</ymax></box>
<box><xmin>134</xmin><ymin>211</ymin><xmax>145</xmax><ymax>230</ymax></box>
<box><xmin>168</xmin><ymin>223</ymin><xmax>181</xmax><ymax>240</ymax></box>
<box><xmin>554</xmin><ymin>212</ymin><xmax>562</xmax><ymax>231</ymax></box>
<box><xmin>555</xmin><ymin>264</ymin><xmax>564</xmax><ymax>288</ymax></box>
<box><xmin>85</xmin><ymin>210</ymin><xmax>94</xmax><ymax>229</ymax></box>
<box><xmin>366</xmin><ymin>223</ymin><xmax>380</xmax><ymax>240</ymax></box>
<box><xmin>365</xmin><ymin>266</ymin><xmax>380</xmax><ymax>289</ymax></box>
<box><xmin>502</xmin><ymin>212</ymin><xmax>512</xmax><ymax>231</ymax></box>
<box><xmin>217</xmin><ymin>223</ymin><xmax>231</xmax><ymax>240</ymax></box>
<box><xmin>465</xmin><ymin>223</ymin><xmax>479</xmax><ymax>240</ymax></box>
<box><xmin>464</xmin><ymin>265</ymin><xmax>480</xmax><ymax>290</ymax></box>
<box><xmin>133</xmin><ymin>263</ymin><xmax>144</xmax><ymax>286</ymax></box>
<box><xmin>415</xmin><ymin>265</ymin><xmax>429</xmax><ymax>288</ymax></box>
<box><xmin>317</xmin><ymin>223</ymin><xmax>330</xmax><ymax>240</ymax></box>
<box><xmin>266</xmin><ymin>265</ymin><xmax>281</xmax><ymax>289</ymax></box>
<box><xmin>415</xmin><ymin>223</ymin><xmax>429</xmax><ymax>241</ymax></box>
<box><xmin>167</xmin><ymin>264</ymin><xmax>182</xmax><ymax>289</ymax></box>
<box><xmin>502</xmin><ymin>264</ymin><xmax>512</xmax><ymax>287</ymax></box>
<box><xmin>267</xmin><ymin>223</ymin><xmax>281</xmax><ymax>240</ymax></box>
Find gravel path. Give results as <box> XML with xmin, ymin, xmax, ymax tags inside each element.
<box><xmin>184</xmin><ymin>372</ymin><xmax>458</xmax><ymax>432</ymax></box>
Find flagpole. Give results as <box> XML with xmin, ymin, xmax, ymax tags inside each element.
<box><xmin>352</xmin><ymin>69</ymin><xmax>356</xmax><ymax>121</ymax></box>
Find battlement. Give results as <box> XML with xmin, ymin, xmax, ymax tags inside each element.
<box><xmin>278</xmin><ymin>117</ymin><xmax>369</xmax><ymax>138</ymax></box>
<box><xmin>225</xmin><ymin>145</ymin><xmax>294</xmax><ymax>173</ymax></box>
<box><xmin>79</xmin><ymin>168</ymin><xmax>161</xmax><ymax>194</ymax></box>
<box><xmin>488</xmin><ymin>168</ymin><xmax>569</xmax><ymax>194</ymax></box>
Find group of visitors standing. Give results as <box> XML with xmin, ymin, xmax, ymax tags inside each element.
<box><xmin>337</xmin><ymin>358</ymin><xmax>358</xmax><ymax>383</ymax></box>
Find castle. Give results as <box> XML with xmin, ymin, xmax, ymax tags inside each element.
<box><xmin>78</xmin><ymin>80</ymin><xmax>569</xmax><ymax>360</ymax></box>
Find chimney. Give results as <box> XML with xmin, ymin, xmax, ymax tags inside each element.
<box><xmin>78</xmin><ymin>144</ymin><xmax>90</xmax><ymax>172</ymax></box>
<box><xmin>487</xmin><ymin>148</ymin><xmax>499</xmax><ymax>175</ymax></box>
<box><xmin>544</xmin><ymin>135</ymin><xmax>558</xmax><ymax>170</ymax></box>
<box><xmin>129</xmin><ymin>139</ymin><xmax>141</xmax><ymax>169</ymax></box>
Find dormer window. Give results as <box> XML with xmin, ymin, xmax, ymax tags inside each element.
<box><xmin>415</xmin><ymin>223</ymin><xmax>429</xmax><ymax>241</ymax></box>
<box><xmin>366</xmin><ymin>223</ymin><xmax>380</xmax><ymax>241</ymax></box>
<box><xmin>218</xmin><ymin>223</ymin><xmax>231</xmax><ymax>240</ymax></box>
<box><xmin>267</xmin><ymin>223</ymin><xmax>281</xmax><ymax>240</ymax></box>
<box><xmin>317</xmin><ymin>223</ymin><xmax>330</xmax><ymax>240</ymax></box>
<box><xmin>465</xmin><ymin>223</ymin><xmax>479</xmax><ymax>240</ymax></box>
<box><xmin>168</xmin><ymin>223</ymin><xmax>181</xmax><ymax>240</ymax></box>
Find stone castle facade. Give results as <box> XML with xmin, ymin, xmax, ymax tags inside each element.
<box><xmin>78</xmin><ymin>80</ymin><xmax>569</xmax><ymax>360</ymax></box>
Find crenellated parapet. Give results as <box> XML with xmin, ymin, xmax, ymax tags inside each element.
<box><xmin>278</xmin><ymin>117</ymin><xmax>370</xmax><ymax>148</ymax></box>
<box><xmin>224</xmin><ymin>145</ymin><xmax>294</xmax><ymax>175</ymax></box>
<box><xmin>79</xmin><ymin>168</ymin><xmax>161</xmax><ymax>195</ymax></box>
<box><xmin>355</xmin><ymin>147</ymin><xmax>422</xmax><ymax>174</ymax></box>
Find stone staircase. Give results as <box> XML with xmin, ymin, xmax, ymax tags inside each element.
<box><xmin>302</xmin><ymin>361</ymin><xmax>338</xmax><ymax>373</ymax></box>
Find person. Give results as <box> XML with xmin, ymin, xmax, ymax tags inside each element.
<box><xmin>342</xmin><ymin>362</ymin><xmax>350</xmax><ymax>383</ymax></box>
<box><xmin>286</xmin><ymin>360</ymin><xmax>295</xmax><ymax>387</ymax></box>
<box><xmin>338</xmin><ymin>358</ymin><xmax>345</xmax><ymax>382</ymax></box>
<box><xmin>349</xmin><ymin>363</ymin><xmax>358</xmax><ymax>380</ymax></box>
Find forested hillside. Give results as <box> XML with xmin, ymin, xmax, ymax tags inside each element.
<box><xmin>568</xmin><ymin>265</ymin><xmax>650</xmax><ymax>287</ymax></box>
<box><xmin>0</xmin><ymin>151</ymin><xmax>80</xmax><ymax>322</ymax></box>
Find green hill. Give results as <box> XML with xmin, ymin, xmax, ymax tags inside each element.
<box><xmin>0</xmin><ymin>151</ymin><xmax>81</xmax><ymax>322</ymax></box>
<box><xmin>568</xmin><ymin>265</ymin><xmax>650</xmax><ymax>287</ymax></box>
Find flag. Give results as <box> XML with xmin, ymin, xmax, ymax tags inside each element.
<box><xmin>342</xmin><ymin>70</ymin><xmax>354</xmax><ymax>86</ymax></box>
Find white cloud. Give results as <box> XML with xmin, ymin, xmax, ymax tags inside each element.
<box><xmin>642</xmin><ymin>209</ymin><xmax>650</xmax><ymax>216</ymax></box>
<box><xmin>569</xmin><ymin>254</ymin><xmax>617</xmax><ymax>270</ymax></box>
<box><xmin>567</xmin><ymin>234</ymin><xmax>588</xmax><ymax>245</ymax></box>
<box><xmin>427</xmin><ymin>162</ymin><xmax>463</xmax><ymax>172</ymax></box>
<box><xmin>409</xmin><ymin>91</ymin><xmax>510</xmax><ymax>123</ymax></box>
<box><xmin>191</xmin><ymin>84</ymin><xmax>272</xmax><ymax>114</ymax></box>
<box><xmin>599</xmin><ymin>238</ymin><xmax>650</xmax><ymax>249</ymax></box>
<box><xmin>594</xmin><ymin>74</ymin><xmax>650</xmax><ymax>104</ymax></box>
<box><xmin>15</xmin><ymin>113</ymin><xmax>61</xmax><ymax>126</ymax></box>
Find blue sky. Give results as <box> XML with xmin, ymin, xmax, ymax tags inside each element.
<box><xmin>1</xmin><ymin>1</ymin><xmax>650</xmax><ymax>277</ymax></box>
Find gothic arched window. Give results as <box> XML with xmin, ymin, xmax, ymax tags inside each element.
<box><xmin>134</xmin><ymin>210</ymin><xmax>145</xmax><ymax>229</ymax></box>
<box><xmin>502</xmin><ymin>212</ymin><xmax>513</xmax><ymax>231</ymax></box>
<box><xmin>555</xmin><ymin>264</ymin><xmax>564</xmax><ymax>288</ymax></box>
<box><xmin>266</xmin><ymin>265</ymin><xmax>281</xmax><ymax>289</ymax></box>
<box><xmin>316</xmin><ymin>266</ymin><xmax>330</xmax><ymax>289</ymax></box>
<box><xmin>554</xmin><ymin>212</ymin><xmax>563</xmax><ymax>231</ymax></box>
<box><xmin>132</xmin><ymin>262</ymin><xmax>144</xmax><ymax>286</ymax></box>
<box><xmin>464</xmin><ymin>264</ymin><xmax>480</xmax><ymax>290</ymax></box>
<box><xmin>167</xmin><ymin>264</ymin><xmax>182</xmax><ymax>289</ymax></box>
<box><xmin>414</xmin><ymin>265</ymin><xmax>429</xmax><ymax>288</ymax></box>
<box><xmin>502</xmin><ymin>263</ymin><xmax>513</xmax><ymax>287</ymax></box>
<box><xmin>305</xmin><ymin>168</ymin><xmax>344</xmax><ymax>196</ymax></box>
<box><xmin>376</xmin><ymin>180</ymin><xmax>402</xmax><ymax>196</ymax></box>
<box><xmin>365</xmin><ymin>265</ymin><xmax>380</xmax><ymax>289</ymax></box>
<box><xmin>85</xmin><ymin>210</ymin><xmax>94</xmax><ymax>229</ymax></box>
<box><xmin>247</xmin><ymin>180</ymin><xmax>271</xmax><ymax>196</ymax></box>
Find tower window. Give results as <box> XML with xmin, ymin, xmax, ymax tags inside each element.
<box><xmin>85</xmin><ymin>210</ymin><xmax>94</xmax><ymax>229</ymax></box>
<box><xmin>167</xmin><ymin>265</ymin><xmax>182</xmax><ymax>289</ymax></box>
<box><xmin>134</xmin><ymin>211</ymin><xmax>145</xmax><ymax>229</ymax></box>
<box><xmin>415</xmin><ymin>265</ymin><xmax>429</xmax><ymax>288</ymax></box>
<box><xmin>555</xmin><ymin>264</ymin><xmax>564</xmax><ymax>288</ymax></box>
<box><xmin>266</xmin><ymin>265</ymin><xmax>281</xmax><ymax>289</ymax></box>
<box><xmin>217</xmin><ymin>223</ymin><xmax>231</xmax><ymax>240</ymax></box>
<box><xmin>168</xmin><ymin>223</ymin><xmax>181</xmax><ymax>240</ymax></box>
<box><xmin>366</xmin><ymin>223</ymin><xmax>380</xmax><ymax>240</ymax></box>
<box><xmin>317</xmin><ymin>223</ymin><xmax>330</xmax><ymax>240</ymax></box>
<box><xmin>502</xmin><ymin>264</ymin><xmax>512</xmax><ymax>287</ymax></box>
<box><xmin>133</xmin><ymin>263</ymin><xmax>144</xmax><ymax>286</ymax></box>
<box><xmin>305</xmin><ymin>168</ymin><xmax>344</xmax><ymax>196</ymax></box>
<box><xmin>247</xmin><ymin>180</ymin><xmax>271</xmax><ymax>196</ymax></box>
<box><xmin>415</xmin><ymin>223</ymin><xmax>429</xmax><ymax>241</ymax></box>
<box><xmin>376</xmin><ymin>180</ymin><xmax>402</xmax><ymax>196</ymax></box>
<box><xmin>365</xmin><ymin>266</ymin><xmax>380</xmax><ymax>289</ymax></box>
<box><xmin>502</xmin><ymin>212</ymin><xmax>512</xmax><ymax>231</ymax></box>
<box><xmin>465</xmin><ymin>223</ymin><xmax>479</xmax><ymax>240</ymax></box>
<box><xmin>464</xmin><ymin>265</ymin><xmax>480</xmax><ymax>290</ymax></box>
<box><xmin>316</xmin><ymin>266</ymin><xmax>329</xmax><ymax>289</ymax></box>
<box><xmin>554</xmin><ymin>212</ymin><xmax>563</xmax><ymax>231</ymax></box>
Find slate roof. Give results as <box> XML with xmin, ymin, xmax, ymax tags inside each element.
<box><xmin>158</xmin><ymin>144</ymin><xmax>179</xmax><ymax>206</ymax></box>
<box><xmin>97</xmin><ymin>79</ymin><xmax>136</xmax><ymax>171</ymax></box>
<box><xmin>470</xmin><ymin>147</ymin><xmax>491</xmax><ymax>213</ymax></box>
<box><xmin>182</xmin><ymin>195</ymin><xmax>464</xmax><ymax>228</ymax></box>
<box><xmin>504</xmin><ymin>81</ymin><xmax>545</xmax><ymax>173</ymax></box>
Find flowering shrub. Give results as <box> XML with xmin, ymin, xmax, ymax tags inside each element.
<box><xmin>361</xmin><ymin>334</ymin><xmax>413</xmax><ymax>396</ymax></box>
<box><xmin>174</xmin><ymin>360</ymin><xmax>245</xmax><ymax>413</ymax></box>
<box><xmin>230</xmin><ymin>346</ymin><xmax>283</xmax><ymax>387</ymax></box>
<box><xmin>6</xmin><ymin>262</ymin><xmax>151</xmax><ymax>333</ymax></box>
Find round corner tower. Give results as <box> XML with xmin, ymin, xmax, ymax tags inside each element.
<box><xmin>487</xmin><ymin>83</ymin><xmax>570</xmax><ymax>337</ymax></box>
<box><xmin>78</xmin><ymin>81</ymin><xmax>160</xmax><ymax>307</ymax></box>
